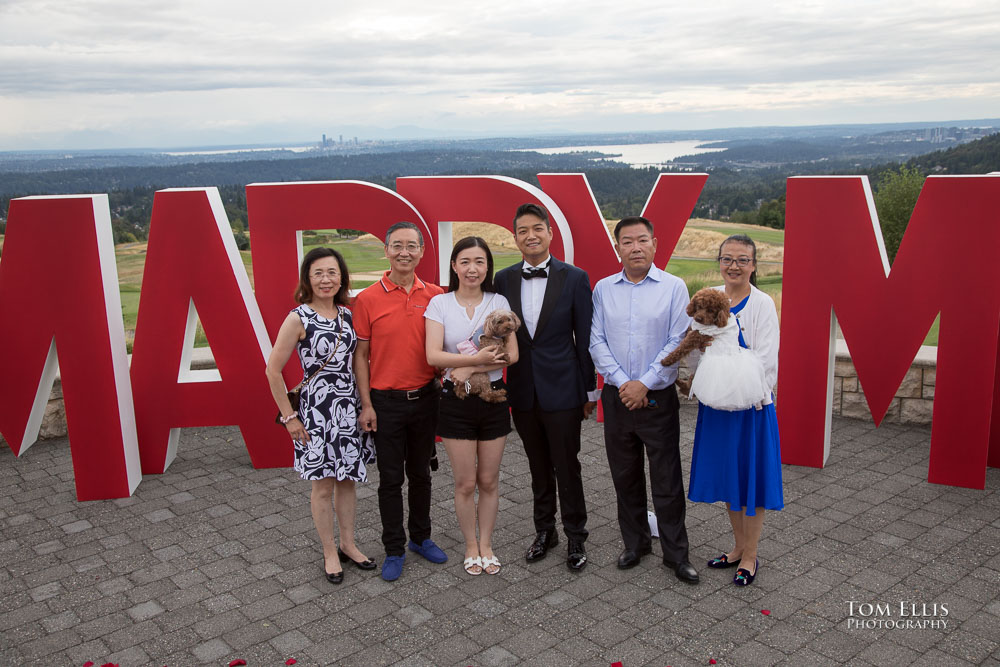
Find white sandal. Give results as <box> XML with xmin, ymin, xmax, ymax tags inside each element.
<box><xmin>481</xmin><ymin>555</ymin><xmax>501</xmax><ymax>575</ymax></box>
<box><xmin>463</xmin><ymin>556</ymin><xmax>483</xmax><ymax>576</ymax></box>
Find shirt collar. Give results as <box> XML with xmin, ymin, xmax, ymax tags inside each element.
<box><xmin>380</xmin><ymin>271</ymin><xmax>427</xmax><ymax>292</ymax></box>
<box><xmin>612</xmin><ymin>264</ymin><xmax>664</xmax><ymax>284</ymax></box>
<box><xmin>523</xmin><ymin>256</ymin><xmax>552</xmax><ymax>272</ymax></box>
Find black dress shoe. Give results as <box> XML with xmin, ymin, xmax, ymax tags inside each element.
<box><xmin>525</xmin><ymin>530</ymin><xmax>558</xmax><ymax>562</ymax></box>
<box><xmin>338</xmin><ymin>548</ymin><xmax>377</xmax><ymax>571</ymax></box>
<box><xmin>665</xmin><ymin>559</ymin><xmax>700</xmax><ymax>584</ymax></box>
<box><xmin>324</xmin><ymin>568</ymin><xmax>344</xmax><ymax>584</ymax></box>
<box><xmin>567</xmin><ymin>540</ymin><xmax>587</xmax><ymax>571</ymax></box>
<box><xmin>617</xmin><ymin>546</ymin><xmax>652</xmax><ymax>570</ymax></box>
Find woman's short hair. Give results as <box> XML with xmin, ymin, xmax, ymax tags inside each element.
<box><xmin>294</xmin><ymin>247</ymin><xmax>351</xmax><ymax>306</ymax></box>
<box><xmin>448</xmin><ymin>236</ymin><xmax>495</xmax><ymax>293</ymax></box>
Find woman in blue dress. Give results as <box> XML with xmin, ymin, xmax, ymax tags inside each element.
<box><xmin>687</xmin><ymin>234</ymin><xmax>783</xmax><ymax>586</ymax></box>
<box><xmin>266</xmin><ymin>248</ymin><xmax>376</xmax><ymax>585</ymax></box>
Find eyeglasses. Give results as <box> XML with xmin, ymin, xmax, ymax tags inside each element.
<box><xmin>388</xmin><ymin>242</ymin><xmax>421</xmax><ymax>253</ymax></box>
<box><xmin>718</xmin><ymin>256</ymin><xmax>753</xmax><ymax>267</ymax></box>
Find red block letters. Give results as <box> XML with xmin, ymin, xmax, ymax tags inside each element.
<box><xmin>0</xmin><ymin>196</ymin><xmax>140</xmax><ymax>500</ymax></box>
<box><xmin>779</xmin><ymin>175</ymin><xmax>1000</xmax><ymax>488</ymax></box>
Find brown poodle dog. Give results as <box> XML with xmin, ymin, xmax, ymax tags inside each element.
<box><xmin>454</xmin><ymin>309</ymin><xmax>521</xmax><ymax>403</ymax></box>
<box><xmin>661</xmin><ymin>288</ymin><xmax>731</xmax><ymax>393</ymax></box>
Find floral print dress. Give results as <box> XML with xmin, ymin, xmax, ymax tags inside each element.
<box><xmin>292</xmin><ymin>304</ymin><xmax>375</xmax><ymax>482</ymax></box>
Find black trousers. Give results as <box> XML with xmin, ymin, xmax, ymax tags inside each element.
<box><xmin>601</xmin><ymin>384</ymin><xmax>689</xmax><ymax>564</ymax></box>
<box><xmin>370</xmin><ymin>387</ymin><xmax>439</xmax><ymax>556</ymax></box>
<box><xmin>511</xmin><ymin>400</ymin><xmax>588</xmax><ymax>542</ymax></box>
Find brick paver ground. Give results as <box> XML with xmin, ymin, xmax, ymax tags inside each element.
<box><xmin>2</xmin><ymin>405</ymin><xmax>998</xmax><ymax>666</ymax></box>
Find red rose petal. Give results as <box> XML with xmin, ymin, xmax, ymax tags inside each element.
<box><xmin>286</xmin><ymin>661</ymin><xmax>297</xmax><ymax>666</ymax></box>
<box><xmin>229</xmin><ymin>661</ymin><xmax>247</xmax><ymax>667</ymax></box>
<box><xmin>83</xmin><ymin>663</ymin><xmax>94</xmax><ymax>667</ymax></box>
<box><xmin>710</xmin><ymin>660</ymin><xmax>717</xmax><ymax>665</ymax></box>
<box><xmin>101</xmin><ymin>664</ymin><xmax>119</xmax><ymax>667</ymax></box>
<box><xmin>761</xmin><ymin>609</ymin><xmax>771</xmax><ymax>616</ymax></box>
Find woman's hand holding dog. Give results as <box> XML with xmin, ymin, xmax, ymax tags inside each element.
<box><xmin>451</xmin><ymin>366</ymin><xmax>475</xmax><ymax>383</ymax></box>
<box><xmin>472</xmin><ymin>344</ymin><xmax>505</xmax><ymax>366</ymax></box>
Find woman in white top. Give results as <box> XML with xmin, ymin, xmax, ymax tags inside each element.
<box><xmin>425</xmin><ymin>236</ymin><xmax>518</xmax><ymax>576</ymax></box>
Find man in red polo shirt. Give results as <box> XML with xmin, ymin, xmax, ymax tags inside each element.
<box><xmin>353</xmin><ymin>221</ymin><xmax>447</xmax><ymax>582</ymax></box>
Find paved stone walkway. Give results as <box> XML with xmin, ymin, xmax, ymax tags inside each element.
<box><xmin>2</xmin><ymin>405</ymin><xmax>999</xmax><ymax>666</ymax></box>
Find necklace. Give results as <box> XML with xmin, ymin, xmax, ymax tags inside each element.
<box><xmin>455</xmin><ymin>293</ymin><xmax>483</xmax><ymax>308</ymax></box>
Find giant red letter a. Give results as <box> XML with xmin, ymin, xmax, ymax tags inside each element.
<box><xmin>130</xmin><ymin>188</ymin><xmax>288</xmax><ymax>473</ymax></box>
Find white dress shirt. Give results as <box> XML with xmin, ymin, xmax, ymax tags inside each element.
<box><xmin>520</xmin><ymin>256</ymin><xmax>551</xmax><ymax>338</ymax></box>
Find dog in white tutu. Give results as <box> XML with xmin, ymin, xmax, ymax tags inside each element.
<box><xmin>661</xmin><ymin>288</ymin><xmax>771</xmax><ymax>411</ymax></box>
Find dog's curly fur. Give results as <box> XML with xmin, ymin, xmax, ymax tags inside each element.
<box><xmin>454</xmin><ymin>309</ymin><xmax>521</xmax><ymax>403</ymax></box>
<box><xmin>661</xmin><ymin>289</ymin><xmax>731</xmax><ymax>393</ymax></box>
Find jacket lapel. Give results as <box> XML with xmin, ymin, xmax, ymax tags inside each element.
<box><xmin>534</xmin><ymin>259</ymin><xmax>566</xmax><ymax>339</ymax></box>
<box><xmin>507</xmin><ymin>261</ymin><xmax>525</xmax><ymax>328</ymax></box>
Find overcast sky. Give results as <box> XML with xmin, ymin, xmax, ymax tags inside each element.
<box><xmin>1</xmin><ymin>0</ymin><xmax>998</xmax><ymax>150</ymax></box>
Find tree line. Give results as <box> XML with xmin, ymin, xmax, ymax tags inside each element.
<box><xmin>1</xmin><ymin>133</ymin><xmax>997</xmax><ymax>249</ymax></box>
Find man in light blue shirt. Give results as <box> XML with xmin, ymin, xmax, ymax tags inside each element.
<box><xmin>589</xmin><ymin>215</ymin><xmax>699</xmax><ymax>584</ymax></box>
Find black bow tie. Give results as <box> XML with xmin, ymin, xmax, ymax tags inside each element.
<box><xmin>523</xmin><ymin>267</ymin><xmax>547</xmax><ymax>280</ymax></box>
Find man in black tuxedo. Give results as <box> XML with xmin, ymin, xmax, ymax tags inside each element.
<box><xmin>494</xmin><ymin>203</ymin><xmax>598</xmax><ymax>571</ymax></box>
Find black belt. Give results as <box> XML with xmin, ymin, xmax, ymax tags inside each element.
<box><xmin>442</xmin><ymin>378</ymin><xmax>505</xmax><ymax>391</ymax></box>
<box><xmin>371</xmin><ymin>380</ymin><xmax>438</xmax><ymax>401</ymax></box>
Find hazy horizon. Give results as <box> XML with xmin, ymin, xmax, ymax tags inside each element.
<box><xmin>1</xmin><ymin>117</ymin><xmax>998</xmax><ymax>156</ymax></box>
<box><xmin>2</xmin><ymin>1</ymin><xmax>998</xmax><ymax>151</ymax></box>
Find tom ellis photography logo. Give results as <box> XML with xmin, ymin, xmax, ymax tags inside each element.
<box><xmin>846</xmin><ymin>600</ymin><xmax>949</xmax><ymax>630</ymax></box>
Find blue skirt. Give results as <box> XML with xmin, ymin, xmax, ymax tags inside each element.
<box><xmin>688</xmin><ymin>402</ymin><xmax>784</xmax><ymax>516</ymax></box>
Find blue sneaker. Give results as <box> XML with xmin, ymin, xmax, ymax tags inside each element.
<box><xmin>408</xmin><ymin>539</ymin><xmax>448</xmax><ymax>564</ymax></box>
<box><xmin>381</xmin><ymin>554</ymin><xmax>405</xmax><ymax>581</ymax></box>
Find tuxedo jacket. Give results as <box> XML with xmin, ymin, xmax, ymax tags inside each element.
<box><xmin>494</xmin><ymin>257</ymin><xmax>597</xmax><ymax>412</ymax></box>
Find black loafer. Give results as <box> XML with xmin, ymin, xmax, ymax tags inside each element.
<box><xmin>665</xmin><ymin>559</ymin><xmax>700</xmax><ymax>584</ymax></box>
<box><xmin>525</xmin><ymin>530</ymin><xmax>558</xmax><ymax>562</ymax></box>
<box><xmin>567</xmin><ymin>540</ymin><xmax>587</xmax><ymax>571</ymax></box>
<box><xmin>617</xmin><ymin>546</ymin><xmax>652</xmax><ymax>570</ymax></box>
<box><xmin>338</xmin><ymin>548</ymin><xmax>377</xmax><ymax>571</ymax></box>
<box><xmin>324</xmin><ymin>568</ymin><xmax>344</xmax><ymax>584</ymax></box>
<box><xmin>707</xmin><ymin>553</ymin><xmax>740</xmax><ymax>569</ymax></box>
<box><xmin>734</xmin><ymin>559</ymin><xmax>758</xmax><ymax>586</ymax></box>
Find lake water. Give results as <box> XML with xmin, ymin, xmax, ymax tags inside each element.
<box><xmin>517</xmin><ymin>140</ymin><xmax>725</xmax><ymax>167</ymax></box>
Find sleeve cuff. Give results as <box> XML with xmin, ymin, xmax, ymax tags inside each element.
<box><xmin>586</xmin><ymin>390</ymin><xmax>601</xmax><ymax>403</ymax></box>
<box><xmin>639</xmin><ymin>370</ymin><xmax>662</xmax><ymax>390</ymax></box>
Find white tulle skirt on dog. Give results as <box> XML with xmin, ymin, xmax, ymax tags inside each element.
<box><xmin>687</xmin><ymin>318</ymin><xmax>772</xmax><ymax>411</ymax></box>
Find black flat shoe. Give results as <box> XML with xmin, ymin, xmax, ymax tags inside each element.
<box><xmin>734</xmin><ymin>559</ymin><xmax>758</xmax><ymax>586</ymax></box>
<box><xmin>707</xmin><ymin>553</ymin><xmax>740</xmax><ymax>569</ymax></box>
<box><xmin>338</xmin><ymin>548</ymin><xmax>377</xmax><ymax>571</ymax></box>
<box><xmin>324</xmin><ymin>568</ymin><xmax>344</xmax><ymax>584</ymax></box>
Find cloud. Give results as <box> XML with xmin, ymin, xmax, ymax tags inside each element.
<box><xmin>1</xmin><ymin>0</ymin><xmax>998</xmax><ymax>148</ymax></box>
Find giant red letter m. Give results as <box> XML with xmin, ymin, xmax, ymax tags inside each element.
<box><xmin>779</xmin><ymin>175</ymin><xmax>1000</xmax><ymax>488</ymax></box>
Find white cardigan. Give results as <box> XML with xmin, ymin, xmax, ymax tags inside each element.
<box><xmin>688</xmin><ymin>284</ymin><xmax>779</xmax><ymax>391</ymax></box>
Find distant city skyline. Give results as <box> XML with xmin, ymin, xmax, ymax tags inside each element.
<box><xmin>1</xmin><ymin>0</ymin><xmax>998</xmax><ymax>150</ymax></box>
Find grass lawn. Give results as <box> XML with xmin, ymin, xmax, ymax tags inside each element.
<box><xmin>688</xmin><ymin>220</ymin><xmax>785</xmax><ymax>245</ymax></box>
